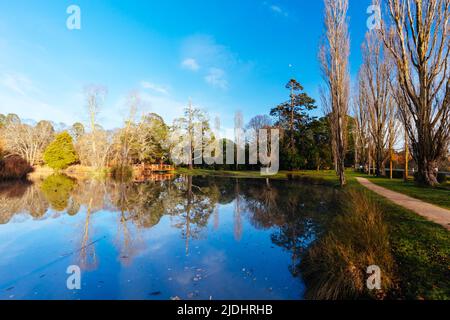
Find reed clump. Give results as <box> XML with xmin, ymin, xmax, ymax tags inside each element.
<box><xmin>301</xmin><ymin>188</ymin><xmax>397</xmax><ymax>300</ymax></box>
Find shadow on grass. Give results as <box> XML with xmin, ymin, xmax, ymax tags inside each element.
<box><xmin>378</xmin><ymin>196</ymin><xmax>450</xmax><ymax>300</ymax></box>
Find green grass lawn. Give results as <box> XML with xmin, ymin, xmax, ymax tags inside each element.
<box><xmin>284</xmin><ymin>170</ymin><xmax>450</xmax><ymax>298</ymax></box>
<box><xmin>365</xmin><ymin>176</ymin><xmax>450</xmax><ymax>210</ymax></box>
<box><xmin>175</xmin><ymin>168</ymin><xmax>350</xmax><ymax>184</ymax></box>
<box><xmin>176</xmin><ymin>168</ymin><xmax>450</xmax><ymax>299</ymax></box>
<box><xmin>284</xmin><ymin>170</ymin><xmax>450</xmax><ymax>299</ymax></box>
<box><xmin>375</xmin><ymin>196</ymin><xmax>450</xmax><ymax>299</ymax></box>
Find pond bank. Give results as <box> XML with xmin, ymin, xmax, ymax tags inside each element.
<box><xmin>2</xmin><ymin>168</ymin><xmax>448</xmax><ymax>299</ymax></box>
<box><xmin>178</xmin><ymin>169</ymin><xmax>450</xmax><ymax>299</ymax></box>
<box><xmin>27</xmin><ymin>165</ymin><xmax>109</xmax><ymax>182</ymax></box>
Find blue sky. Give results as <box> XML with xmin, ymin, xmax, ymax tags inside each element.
<box><xmin>0</xmin><ymin>0</ymin><xmax>374</xmax><ymax>130</ymax></box>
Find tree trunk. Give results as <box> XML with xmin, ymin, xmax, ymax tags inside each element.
<box><xmin>416</xmin><ymin>158</ymin><xmax>438</xmax><ymax>187</ymax></box>
<box><xmin>375</xmin><ymin>156</ymin><xmax>384</xmax><ymax>177</ymax></box>
<box><xmin>289</xmin><ymin>87</ymin><xmax>295</xmax><ymax>154</ymax></box>
<box><xmin>338</xmin><ymin>160</ymin><xmax>346</xmax><ymax>186</ymax></box>
<box><xmin>404</xmin><ymin>134</ymin><xmax>409</xmax><ymax>181</ymax></box>
<box><xmin>389</xmin><ymin>148</ymin><xmax>393</xmax><ymax>179</ymax></box>
<box><xmin>374</xmin><ymin>140</ymin><xmax>386</xmax><ymax>177</ymax></box>
<box><xmin>189</xmin><ymin>136</ymin><xmax>194</xmax><ymax>170</ymax></box>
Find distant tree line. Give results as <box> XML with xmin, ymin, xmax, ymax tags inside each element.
<box><xmin>0</xmin><ymin>85</ymin><xmax>335</xmax><ymax>176</ymax></box>
<box><xmin>0</xmin><ymin>0</ymin><xmax>448</xmax><ymax>187</ymax></box>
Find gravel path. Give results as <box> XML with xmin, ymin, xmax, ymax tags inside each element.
<box><xmin>356</xmin><ymin>177</ymin><xmax>450</xmax><ymax>231</ymax></box>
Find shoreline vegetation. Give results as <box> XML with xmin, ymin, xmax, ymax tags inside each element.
<box><xmin>174</xmin><ymin>168</ymin><xmax>450</xmax><ymax>299</ymax></box>
<box><xmin>27</xmin><ymin>165</ymin><xmax>110</xmax><ymax>181</ymax></box>
<box><xmin>20</xmin><ymin>165</ymin><xmax>450</xmax><ymax>213</ymax></box>
<box><xmin>0</xmin><ymin>165</ymin><xmax>449</xmax><ymax>299</ymax></box>
<box><xmin>157</xmin><ymin>168</ymin><xmax>447</xmax><ymax>300</ymax></box>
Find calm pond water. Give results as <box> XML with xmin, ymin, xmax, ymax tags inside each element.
<box><xmin>0</xmin><ymin>175</ymin><xmax>339</xmax><ymax>300</ymax></box>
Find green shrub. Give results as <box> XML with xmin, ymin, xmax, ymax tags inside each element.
<box><xmin>43</xmin><ymin>132</ymin><xmax>79</xmax><ymax>170</ymax></box>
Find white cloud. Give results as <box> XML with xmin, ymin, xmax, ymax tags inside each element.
<box><xmin>180</xmin><ymin>35</ymin><xmax>242</xmax><ymax>90</ymax></box>
<box><xmin>141</xmin><ymin>81</ymin><xmax>169</xmax><ymax>95</ymax></box>
<box><xmin>0</xmin><ymin>72</ymin><xmax>38</xmax><ymax>96</ymax></box>
<box><xmin>181</xmin><ymin>58</ymin><xmax>200</xmax><ymax>71</ymax></box>
<box><xmin>181</xmin><ymin>35</ymin><xmax>237</xmax><ymax>68</ymax></box>
<box><xmin>180</xmin><ymin>34</ymin><xmax>255</xmax><ymax>93</ymax></box>
<box><xmin>264</xmin><ymin>2</ymin><xmax>289</xmax><ymax>17</ymax></box>
<box><xmin>204</xmin><ymin>68</ymin><xmax>228</xmax><ymax>90</ymax></box>
<box><xmin>270</xmin><ymin>5</ymin><xmax>282</xmax><ymax>14</ymax></box>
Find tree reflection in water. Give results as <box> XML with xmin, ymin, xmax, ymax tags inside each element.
<box><xmin>0</xmin><ymin>181</ymin><xmax>48</xmax><ymax>223</ymax></box>
<box><xmin>40</xmin><ymin>174</ymin><xmax>76</xmax><ymax>212</ymax></box>
<box><xmin>0</xmin><ymin>174</ymin><xmax>339</xmax><ymax>279</ymax></box>
<box><xmin>168</xmin><ymin>176</ymin><xmax>219</xmax><ymax>255</ymax></box>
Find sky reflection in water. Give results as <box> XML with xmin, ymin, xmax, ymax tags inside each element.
<box><xmin>0</xmin><ymin>175</ymin><xmax>338</xmax><ymax>300</ymax></box>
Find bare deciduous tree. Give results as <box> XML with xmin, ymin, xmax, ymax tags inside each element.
<box><xmin>320</xmin><ymin>0</ymin><xmax>350</xmax><ymax>186</ymax></box>
<box><xmin>2</xmin><ymin>119</ymin><xmax>54</xmax><ymax>165</ymax></box>
<box><xmin>82</xmin><ymin>85</ymin><xmax>110</xmax><ymax>169</ymax></box>
<box><xmin>135</xmin><ymin>113</ymin><xmax>169</xmax><ymax>165</ymax></box>
<box><xmin>112</xmin><ymin>92</ymin><xmax>140</xmax><ymax>169</ymax></box>
<box><xmin>172</xmin><ymin>100</ymin><xmax>212</xmax><ymax>170</ymax></box>
<box><xmin>359</xmin><ymin>32</ymin><xmax>396</xmax><ymax>176</ymax></box>
<box><xmin>247</xmin><ymin>115</ymin><xmax>272</xmax><ymax>132</ymax></box>
<box><xmin>352</xmin><ymin>82</ymin><xmax>370</xmax><ymax>171</ymax></box>
<box><xmin>380</xmin><ymin>0</ymin><xmax>450</xmax><ymax>186</ymax></box>
<box><xmin>390</xmin><ymin>84</ymin><xmax>412</xmax><ymax>180</ymax></box>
